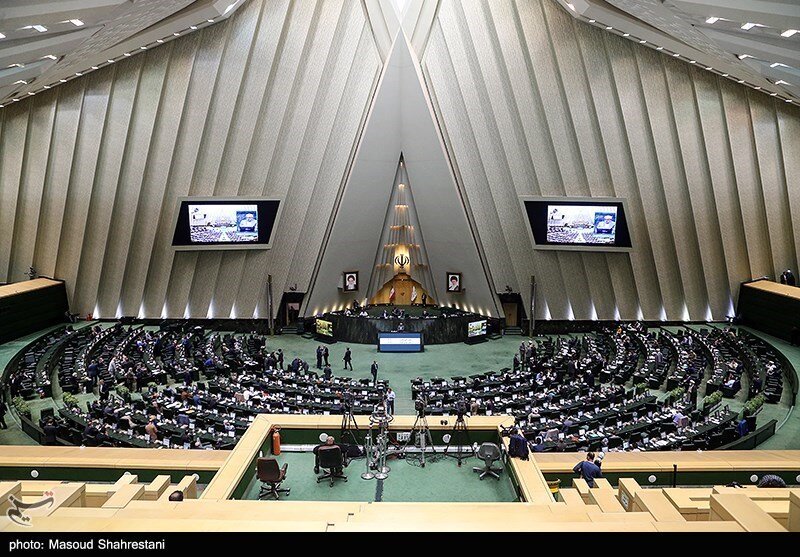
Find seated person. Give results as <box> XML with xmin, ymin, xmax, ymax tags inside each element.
<box><xmin>313</xmin><ymin>435</ymin><xmax>346</xmax><ymax>474</ymax></box>
<box><xmin>573</xmin><ymin>452</ymin><xmax>602</xmax><ymax>488</ymax></box>
<box><xmin>507</xmin><ymin>428</ymin><xmax>529</xmax><ymax>460</ymax></box>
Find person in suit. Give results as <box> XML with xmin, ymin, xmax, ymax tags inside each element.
<box><xmin>343</xmin><ymin>348</ymin><xmax>352</xmax><ymax>371</ymax></box>
<box><xmin>276</xmin><ymin>349</ymin><xmax>284</xmax><ymax>370</ymax></box>
<box><xmin>386</xmin><ymin>388</ymin><xmax>396</xmax><ymax>415</ymax></box>
<box><xmin>315</xmin><ymin>346</ymin><xmax>323</xmax><ymax>369</ymax></box>
<box><xmin>0</xmin><ymin>399</ymin><xmax>7</xmax><ymax>429</ymax></box>
<box><xmin>323</xmin><ymin>346</ymin><xmax>330</xmax><ymax>366</ymax></box>
<box><xmin>43</xmin><ymin>419</ymin><xmax>58</xmax><ymax>445</ymax></box>
<box><xmin>323</xmin><ymin>364</ymin><xmax>332</xmax><ymax>381</ymax></box>
<box><xmin>573</xmin><ymin>452</ymin><xmax>602</xmax><ymax>487</ymax></box>
<box><xmin>421</xmin><ymin>292</ymin><xmax>427</xmax><ymax>307</ymax></box>
<box><xmin>780</xmin><ymin>269</ymin><xmax>796</xmax><ymax>286</ymax></box>
<box><xmin>371</xmin><ymin>361</ymin><xmax>379</xmax><ymax>385</ymax></box>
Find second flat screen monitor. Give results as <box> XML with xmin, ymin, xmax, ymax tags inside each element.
<box><xmin>522</xmin><ymin>198</ymin><xmax>632</xmax><ymax>252</ymax></box>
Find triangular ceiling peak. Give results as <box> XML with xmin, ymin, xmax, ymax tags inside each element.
<box><xmin>303</xmin><ymin>32</ymin><xmax>500</xmax><ymax>318</ymax></box>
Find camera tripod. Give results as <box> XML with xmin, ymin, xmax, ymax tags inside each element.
<box><xmin>401</xmin><ymin>410</ymin><xmax>437</xmax><ymax>467</ymax></box>
<box><xmin>340</xmin><ymin>402</ymin><xmax>361</xmax><ymax>448</ymax></box>
<box><xmin>443</xmin><ymin>414</ymin><xmax>474</xmax><ymax>466</ymax></box>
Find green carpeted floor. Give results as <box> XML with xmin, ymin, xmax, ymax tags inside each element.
<box><xmin>240</xmin><ymin>451</ymin><xmax>517</xmax><ymax>502</ymax></box>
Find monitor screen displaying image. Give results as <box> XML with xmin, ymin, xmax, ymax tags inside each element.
<box><xmin>188</xmin><ymin>204</ymin><xmax>259</xmax><ymax>244</ymax></box>
<box><xmin>467</xmin><ymin>320</ymin><xmax>487</xmax><ymax>338</ymax></box>
<box><xmin>546</xmin><ymin>205</ymin><xmax>618</xmax><ymax>245</ymax></box>
<box><xmin>172</xmin><ymin>198</ymin><xmax>281</xmax><ymax>250</ymax></box>
<box><xmin>316</xmin><ymin>319</ymin><xmax>333</xmax><ymax>337</ymax></box>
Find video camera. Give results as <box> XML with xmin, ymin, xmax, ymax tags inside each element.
<box><xmin>454</xmin><ymin>396</ymin><xmax>468</xmax><ymax>419</ymax></box>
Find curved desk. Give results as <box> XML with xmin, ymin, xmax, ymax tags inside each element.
<box><xmin>321</xmin><ymin>313</ymin><xmax>478</xmax><ymax>344</ymax></box>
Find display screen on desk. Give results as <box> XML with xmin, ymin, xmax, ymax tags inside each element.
<box><xmin>316</xmin><ymin>319</ymin><xmax>333</xmax><ymax>337</ymax></box>
<box><xmin>378</xmin><ymin>332</ymin><xmax>423</xmax><ymax>352</ymax></box>
<box><xmin>172</xmin><ymin>198</ymin><xmax>281</xmax><ymax>250</ymax></box>
<box><xmin>467</xmin><ymin>320</ymin><xmax>487</xmax><ymax>338</ymax></box>
<box><xmin>522</xmin><ymin>198</ymin><xmax>632</xmax><ymax>251</ymax></box>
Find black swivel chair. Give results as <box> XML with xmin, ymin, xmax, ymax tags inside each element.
<box><xmin>472</xmin><ymin>442</ymin><xmax>503</xmax><ymax>480</ymax></box>
<box><xmin>316</xmin><ymin>445</ymin><xmax>347</xmax><ymax>486</ymax></box>
<box><xmin>256</xmin><ymin>458</ymin><xmax>290</xmax><ymax>500</ymax></box>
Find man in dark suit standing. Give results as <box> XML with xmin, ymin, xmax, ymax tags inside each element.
<box><xmin>316</xmin><ymin>346</ymin><xmax>323</xmax><ymax>369</ymax></box>
<box><xmin>323</xmin><ymin>346</ymin><xmax>330</xmax><ymax>366</ymax></box>
<box><xmin>0</xmin><ymin>399</ymin><xmax>7</xmax><ymax>429</ymax></box>
<box><xmin>343</xmin><ymin>348</ymin><xmax>353</xmax><ymax>371</ymax></box>
<box><xmin>371</xmin><ymin>361</ymin><xmax>379</xmax><ymax>385</ymax></box>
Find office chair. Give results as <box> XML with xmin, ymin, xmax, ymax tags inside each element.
<box><xmin>472</xmin><ymin>442</ymin><xmax>503</xmax><ymax>480</ymax></box>
<box><xmin>316</xmin><ymin>445</ymin><xmax>347</xmax><ymax>486</ymax></box>
<box><xmin>256</xmin><ymin>458</ymin><xmax>290</xmax><ymax>500</ymax></box>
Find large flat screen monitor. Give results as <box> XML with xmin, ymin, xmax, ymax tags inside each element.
<box><xmin>172</xmin><ymin>197</ymin><xmax>281</xmax><ymax>250</ymax></box>
<box><xmin>521</xmin><ymin>197</ymin><xmax>632</xmax><ymax>252</ymax></box>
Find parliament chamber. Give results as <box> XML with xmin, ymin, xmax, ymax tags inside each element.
<box><xmin>0</xmin><ymin>0</ymin><xmax>799</xmax><ymax>540</ymax></box>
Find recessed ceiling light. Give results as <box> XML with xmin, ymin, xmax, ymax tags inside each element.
<box><xmin>107</xmin><ymin>59</ymin><xmax>115</xmax><ymax>63</ymax></box>
<box><xmin>605</xmin><ymin>26</ymin><xmax>613</xmax><ymax>30</ymax></box>
<box><xmin>623</xmin><ymin>33</ymin><xmax>630</xmax><ymax>37</ymax></box>
<box><xmin>786</xmin><ymin>99</ymin><xmax>793</xmax><ymax>103</ymax></box>
<box><xmin>190</xmin><ymin>26</ymin><xmax>197</xmax><ymax>30</ymax></box>
<box><xmin>705</xmin><ymin>17</ymin><xmax>719</xmax><ymax>24</ymax></box>
<box><xmin>771</xmin><ymin>92</ymin><xmax>777</xmax><ymax>96</ymax></box>
<box><xmin>173</xmin><ymin>32</ymin><xmax>180</xmax><ymax>36</ymax></box>
<box><xmin>706</xmin><ymin>66</ymin><xmax>713</xmax><ymax>70</ymax></box>
<box><xmin>13</xmin><ymin>80</ymin><xmax>27</xmax><ymax>85</ymax></box>
<box><xmin>75</xmin><ymin>72</ymin><xmax>82</xmax><ymax>76</ymax></box>
<box><xmin>754</xmin><ymin>86</ymin><xmax>761</xmax><ymax>89</ymax></box>
<box><xmin>28</xmin><ymin>91</ymin><xmax>34</xmax><ymax>96</ymax></box>
<box><xmin>673</xmin><ymin>53</ymin><xmax>681</xmax><ymax>57</ymax></box>
<box><xmin>42</xmin><ymin>54</ymin><xmax>57</xmax><ymax>60</ymax></box>
<box><xmin>589</xmin><ymin>19</ymin><xmax>596</xmax><ymax>23</ymax></box>
<box><xmin>639</xmin><ymin>39</ymin><xmax>646</xmax><ymax>44</ymax></box>
<box><xmin>0</xmin><ymin>105</ymin><xmax>4</xmax><ymax>108</ymax></box>
<box><xmin>0</xmin><ymin>33</ymin><xmax>6</xmax><ymax>39</ymax></box>
<box><xmin>224</xmin><ymin>2</ymin><xmax>236</xmax><ymax>15</ymax></box>
<box><xmin>59</xmin><ymin>79</ymin><xmax>66</xmax><ymax>83</ymax></box>
<box><xmin>91</xmin><ymin>66</ymin><xmax>98</xmax><ymax>70</ymax></box>
<box><xmin>123</xmin><ymin>52</ymin><xmax>131</xmax><ymax>56</ymax></box>
<box><xmin>139</xmin><ymin>46</ymin><xmax>147</xmax><ymax>50</ymax></box>
<box><xmin>157</xmin><ymin>39</ymin><xmax>164</xmax><ymax>43</ymax></box>
<box><xmin>781</xmin><ymin>29</ymin><xmax>798</xmax><ymax>38</ymax></box>
<box><xmin>43</xmin><ymin>85</ymin><xmax>50</xmax><ymax>89</ymax></box>
<box><xmin>69</xmin><ymin>19</ymin><xmax>84</xmax><ymax>26</ymax></box>
<box><xmin>207</xmin><ymin>19</ymin><xmax>214</xmax><ymax>23</ymax></box>
<box><xmin>8</xmin><ymin>63</ymin><xmax>23</xmax><ymax>68</ymax></box>
<box><xmin>12</xmin><ymin>98</ymin><xmax>18</xmax><ymax>102</ymax></box>
<box><xmin>32</xmin><ymin>25</ymin><xmax>48</xmax><ymax>33</ymax></box>
<box><xmin>657</xmin><ymin>46</ymin><xmax>663</xmax><ymax>50</ymax></box>
<box><xmin>737</xmin><ymin>54</ymin><xmax>754</xmax><ymax>59</ymax></box>
<box><xmin>775</xmin><ymin>80</ymin><xmax>791</xmax><ymax>86</ymax></box>
<box><xmin>770</xmin><ymin>62</ymin><xmax>788</xmax><ymax>68</ymax></box>
<box><xmin>741</xmin><ymin>22</ymin><xmax>758</xmax><ymax>30</ymax></box>
<box><xmin>566</xmin><ymin>3</ymin><xmax>576</xmax><ymax>12</ymax></box>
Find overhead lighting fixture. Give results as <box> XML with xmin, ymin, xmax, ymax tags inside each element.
<box><xmin>139</xmin><ymin>46</ymin><xmax>147</xmax><ymax>50</ymax></box>
<box><xmin>639</xmin><ymin>39</ymin><xmax>646</xmax><ymax>44</ymax></box>
<box><xmin>224</xmin><ymin>2</ymin><xmax>236</xmax><ymax>15</ymax></box>
<box><xmin>623</xmin><ymin>33</ymin><xmax>630</xmax><ymax>37</ymax></box>
<box><xmin>566</xmin><ymin>3</ymin><xmax>576</xmax><ymax>12</ymax></box>
<box><xmin>173</xmin><ymin>32</ymin><xmax>180</xmax><ymax>36</ymax></box>
<box><xmin>786</xmin><ymin>99</ymin><xmax>793</xmax><ymax>103</ymax></box>
<box><xmin>91</xmin><ymin>66</ymin><xmax>98</xmax><ymax>70</ymax></box>
<box><xmin>107</xmin><ymin>59</ymin><xmax>115</xmax><ymax>63</ymax></box>
<box><xmin>656</xmin><ymin>46</ymin><xmax>663</xmax><ymax>50</ymax></box>
<box><xmin>59</xmin><ymin>79</ymin><xmax>66</xmax><ymax>83</ymax></box>
<box><xmin>738</xmin><ymin>79</ymin><xmax>744</xmax><ymax>83</ymax></box>
<box><xmin>775</xmin><ymin>80</ymin><xmax>791</xmax><ymax>86</ymax></box>
<box><xmin>0</xmin><ymin>33</ymin><xmax>5</xmax><ymax>39</ymax></box>
<box><xmin>13</xmin><ymin>80</ymin><xmax>27</xmax><ymax>85</ymax></box>
<box><xmin>69</xmin><ymin>19</ymin><xmax>84</xmax><ymax>26</ymax></box>
<box><xmin>589</xmin><ymin>19</ymin><xmax>596</xmax><ymax>23</ymax></box>
<box><xmin>123</xmin><ymin>52</ymin><xmax>131</xmax><ymax>56</ymax></box>
<box><xmin>690</xmin><ymin>60</ymin><xmax>696</xmax><ymax>64</ymax></box>
<box><xmin>722</xmin><ymin>73</ymin><xmax>728</xmax><ymax>77</ymax></box>
<box><xmin>781</xmin><ymin>29</ymin><xmax>798</xmax><ymax>38</ymax></box>
<box><xmin>42</xmin><ymin>54</ymin><xmax>57</xmax><ymax>60</ymax></box>
<box><xmin>190</xmin><ymin>25</ymin><xmax>197</xmax><ymax>30</ymax></box>
<box><xmin>43</xmin><ymin>85</ymin><xmax>50</xmax><ymax>89</ymax></box>
<box><xmin>754</xmin><ymin>86</ymin><xmax>761</xmax><ymax>89</ymax></box>
<box><xmin>8</xmin><ymin>63</ymin><xmax>23</xmax><ymax>68</ymax></box>
<box><xmin>157</xmin><ymin>39</ymin><xmax>164</xmax><ymax>43</ymax></box>
<box><xmin>673</xmin><ymin>52</ymin><xmax>681</xmax><ymax>57</ymax></box>
<box><xmin>32</xmin><ymin>25</ymin><xmax>48</xmax><ymax>33</ymax></box>
<box><xmin>207</xmin><ymin>19</ymin><xmax>214</xmax><ymax>23</ymax></box>
<box><xmin>771</xmin><ymin>92</ymin><xmax>777</xmax><ymax>96</ymax></box>
<box><xmin>706</xmin><ymin>66</ymin><xmax>713</xmax><ymax>70</ymax></box>
<box><xmin>737</xmin><ymin>54</ymin><xmax>754</xmax><ymax>59</ymax></box>
<box><xmin>770</xmin><ymin>62</ymin><xmax>788</xmax><ymax>68</ymax></box>
<box><xmin>605</xmin><ymin>26</ymin><xmax>613</xmax><ymax>30</ymax></box>
<box><xmin>28</xmin><ymin>92</ymin><xmax>34</xmax><ymax>96</ymax></box>
<box><xmin>741</xmin><ymin>22</ymin><xmax>758</xmax><ymax>30</ymax></box>
<box><xmin>705</xmin><ymin>17</ymin><xmax>720</xmax><ymax>24</ymax></box>
<box><xmin>75</xmin><ymin>72</ymin><xmax>82</xmax><ymax>76</ymax></box>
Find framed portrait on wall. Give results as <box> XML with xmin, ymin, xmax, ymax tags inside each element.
<box><xmin>446</xmin><ymin>272</ymin><xmax>462</xmax><ymax>293</ymax></box>
<box><xmin>343</xmin><ymin>271</ymin><xmax>359</xmax><ymax>292</ymax></box>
